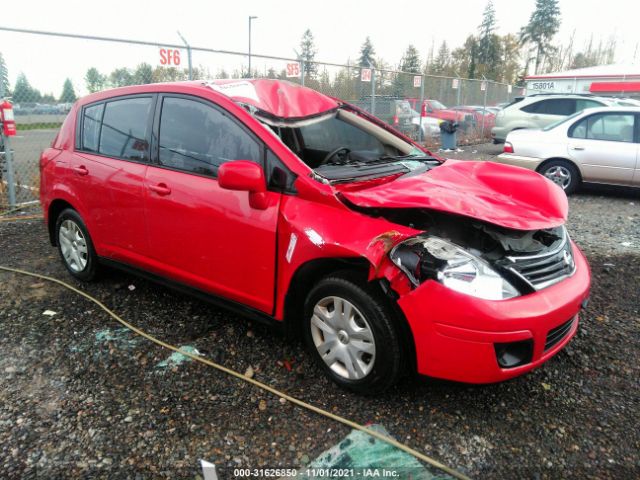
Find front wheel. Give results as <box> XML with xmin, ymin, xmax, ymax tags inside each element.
<box><xmin>539</xmin><ymin>160</ymin><xmax>580</xmax><ymax>195</ymax></box>
<box><xmin>303</xmin><ymin>273</ymin><xmax>406</xmax><ymax>394</ymax></box>
<box><xmin>55</xmin><ymin>208</ymin><xmax>99</xmax><ymax>281</ymax></box>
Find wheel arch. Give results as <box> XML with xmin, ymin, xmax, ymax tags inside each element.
<box><xmin>48</xmin><ymin>199</ymin><xmax>76</xmax><ymax>246</ymax></box>
<box><xmin>282</xmin><ymin>256</ymin><xmax>417</xmax><ymax>372</ymax></box>
<box><xmin>536</xmin><ymin>157</ymin><xmax>583</xmax><ymax>181</ymax></box>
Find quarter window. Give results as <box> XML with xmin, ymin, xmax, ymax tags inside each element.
<box><xmin>98</xmin><ymin>97</ymin><xmax>153</xmax><ymax>161</ymax></box>
<box><xmin>82</xmin><ymin>103</ymin><xmax>104</xmax><ymax>152</ymax></box>
<box><xmin>158</xmin><ymin>97</ymin><xmax>261</xmax><ymax>177</ymax></box>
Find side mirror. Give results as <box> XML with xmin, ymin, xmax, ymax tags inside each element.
<box><xmin>218</xmin><ymin>161</ymin><xmax>269</xmax><ymax>210</ymax></box>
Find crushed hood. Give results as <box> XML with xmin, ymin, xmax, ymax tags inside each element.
<box><xmin>208</xmin><ymin>79</ymin><xmax>339</xmax><ymax>123</ymax></box>
<box><xmin>338</xmin><ymin>160</ymin><xmax>568</xmax><ymax>230</ymax></box>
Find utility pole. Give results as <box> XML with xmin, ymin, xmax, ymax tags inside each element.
<box><xmin>248</xmin><ymin>16</ymin><xmax>258</xmax><ymax>78</ymax></box>
<box><xmin>177</xmin><ymin>31</ymin><xmax>193</xmax><ymax>80</ymax></box>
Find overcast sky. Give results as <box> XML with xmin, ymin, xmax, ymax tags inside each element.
<box><xmin>1</xmin><ymin>0</ymin><xmax>638</xmax><ymax>96</ymax></box>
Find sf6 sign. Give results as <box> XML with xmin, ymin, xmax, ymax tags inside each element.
<box><xmin>159</xmin><ymin>48</ymin><xmax>181</xmax><ymax>66</ymax></box>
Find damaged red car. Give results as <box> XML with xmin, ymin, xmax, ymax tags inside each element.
<box><xmin>40</xmin><ymin>80</ymin><xmax>591</xmax><ymax>393</ymax></box>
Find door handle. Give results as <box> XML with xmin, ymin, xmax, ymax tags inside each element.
<box><xmin>148</xmin><ymin>183</ymin><xmax>171</xmax><ymax>196</ymax></box>
<box><xmin>571</xmin><ymin>146</ymin><xmax>585</xmax><ymax>151</ymax></box>
<box><xmin>73</xmin><ymin>165</ymin><xmax>89</xmax><ymax>176</ymax></box>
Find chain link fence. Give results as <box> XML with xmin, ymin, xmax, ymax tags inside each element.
<box><xmin>0</xmin><ymin>27</ymin><xmax>522</xmax><ymax>211</ymax></box>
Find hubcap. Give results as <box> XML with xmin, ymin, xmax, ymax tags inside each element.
<box><xmin>544</xmin><ymin>165</ymin><xmax>571</xmax><ymax>189</ymax></box>
<box><xmin>58</xmin><ymin>219</ymin><xmax>88</xmax><ymax>272</ymax></box>
<box><xmin>310</xmin><ymin>296</ymin><xmax>376</xmax><ymax>380</ymax></box>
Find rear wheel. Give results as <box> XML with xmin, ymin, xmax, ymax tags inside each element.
<box><xmin>303</xmin><ymin>273</ymin><xmax>405</xmax><ymax>394</ymax></box>
<box><xmin>539</xmin><ymin>160</ymin><xmax>580</xmax><ymax>195</ymax></box>
<box><xmin>55</xmin><ymin>208</ymin><xmax>99</xmax><ymax>281</ymax></box>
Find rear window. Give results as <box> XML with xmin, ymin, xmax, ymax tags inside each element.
<box><xmin>98</xmin><ymin>97</ymin><xmax>153</xmax><ymax>162</ymax></box>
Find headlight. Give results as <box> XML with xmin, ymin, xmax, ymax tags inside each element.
<box><xmin>389</xmin><ymin>236</ymin><xmax>519</xmax><ymax>300</ymax></box>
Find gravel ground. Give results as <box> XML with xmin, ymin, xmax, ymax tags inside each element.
<box><xmin>1</xmin><ymin>152</ymin><xmax>639</xmax><ymax>479</ymax></box>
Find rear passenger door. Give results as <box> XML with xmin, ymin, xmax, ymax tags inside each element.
<box><xmin>73</xmin><ymin>95</ymin><xmax>154</xmax><ymax>261</ymax></box>
<box><xmin>567</xmin><ymin>112</ymin><xmax>638</xmax><ymax>186</ymax></box>
<box><xmin>143</xmin><ymin>94</ymin><xmax>281</xmax><ymax>314</ymax></box>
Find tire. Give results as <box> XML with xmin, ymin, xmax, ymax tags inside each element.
<box><xmin>303</xmin><ymin>272</ymin><xmax>406</xmax><ymax>394</ymax></box>
<box><xmin>55</xmin><ymin>208</ymin><xmax>99</xmax><ymax>281</ymax></box>
<box><xmin>538</xmin><ymin>159</ymin><xmax>580</xmax><ymax>195</ymax></box>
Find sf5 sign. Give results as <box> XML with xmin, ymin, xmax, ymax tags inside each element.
<box><xmin>286</xmin><ymin>63</ymin><xmax>301</xmax><ymax>78</ymax></box>
<box><xmin>159</xmin><ymin>48</ymin><xmax>181</xmax><ymax>66</ymax></box>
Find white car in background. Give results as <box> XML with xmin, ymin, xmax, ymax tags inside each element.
<box><xmin>411</xmin><ymin>113</ymin><xmax>441</xmax><ymax>138</ymax></box>
<box><xmin>495</xmin><ymin>106</ymin><xmax>640</xmax><ymax>194</ymax></box>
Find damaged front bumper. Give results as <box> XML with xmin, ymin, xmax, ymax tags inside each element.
<box><xmin>397</xmin><ymin>242</ymin><xmax>591</xmax><ymax>383</ymax></box>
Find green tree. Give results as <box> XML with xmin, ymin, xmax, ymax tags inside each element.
<box><xmin>519</xmin><ymin>0</ymin><xmax>561</xmax><ymax>74</ymax></box>
<box><xmin>109</xmin><ymin>68</ymin><xmax>134</xmax><ymax>87</ymax></box>
<box><xmin>300</xmin><ymin>29</ymin><xmax>318</xmax><ymax>79</ymax></box>
<box><xmin>358</xmin><ymin>37</ymin><xmax>376</xmax><ymax>67</ymax></box>
<box><xmin>0</xmin><ymin>52</ymin><xmax>9</xmax><ymax>97</ymax></box>
<box><xmin>12</xmin><ymin>73</ymin><xmax>41</xmax><ymax>103</ymax></box>
<box><xmin>133</xmin><ymin>63</ymin><xmax>154</xmax><ymax>84</ymax></box>
<box><xmin>477</xmin><ymin>1</ymin><xmax>503</xmax><ymax>79</ymax></box>
<box><xmin>399</xmin><ymin>45</ymin><xmax>422</xmax><ymax>73</ymax></box>
<box><xmin>85</xmin><ymin>67</ymin><xmax>106</xmax><ymax>93</ymax></box>
<box><xmin>59</xmin><ymin>78</ymin><xmax>77</xmax><ymax>103</ymax></box>
<box><xmin>431</xmin><ymin>41</ymin><xmax>451</xmax><ymax>75</ymax></box>
<box><xmin>499</xmin><ymin>34</ymin><xmax>521</xmax><ymax>84</ymax></box>
<box><xmin>41</xmin><ymin>93</ymin><xmax>56</xmax><ymax>104</ymax></box>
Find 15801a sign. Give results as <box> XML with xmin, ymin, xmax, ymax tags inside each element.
<box><xmin>530</xmin><ymin>81</ymin><xmax>556</xmax><ymax>90</ymax></box>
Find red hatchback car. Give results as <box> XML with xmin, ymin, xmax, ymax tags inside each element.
<box><xmin>40</xmin><ymin>80</ymin><xmax>591</xmax><ymax>393</ymax></box>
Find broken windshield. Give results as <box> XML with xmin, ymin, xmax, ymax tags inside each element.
<box><xmin>264</xmin><ymin>108</ymin><xmax>437</xmax><ymax>183</ymax></box>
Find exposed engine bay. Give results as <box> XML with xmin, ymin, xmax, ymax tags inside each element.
<box><xmin>355</xmin><ymin>207</ymin><xmax>574</xmax><ymax>297</ymax></box>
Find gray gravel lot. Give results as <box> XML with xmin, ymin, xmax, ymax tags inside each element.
<box><xmin>0</xmin><ymin>150</ymin><xmax>639</xmax><ymax>479</ymax></box>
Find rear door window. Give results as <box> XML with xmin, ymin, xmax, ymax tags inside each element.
<box><xmin>158</xmin><ymin>96</ymin><xmax>261</xmax><ymax>177</ymax></box>
<box><xmin>522</xmin><ymin>99</ymin><xmax>576</xmax><ymax>115</ymax></box>
<box><xmin>570</xmin><ymin>113</ymin><xmax>635</xmax><ymax>142</ymax></box>
<box><xmin>99</xmin><ymin>97</ymin><xmax>153</xmax><ymax>161</ymax></box>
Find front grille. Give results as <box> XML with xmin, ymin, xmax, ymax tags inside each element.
<box><xmin>505</xmin><ymin>233</ymin><xmax>575</xmax><ymax>291</ymax></box>
<box><xmin>545</xmin><ymin>317</ymin><xmax>575</xmax><ymax>351</ymax></box>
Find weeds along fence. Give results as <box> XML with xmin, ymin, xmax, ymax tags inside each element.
<box><xmin>0</xmin><ymin>26</ymin><xmax>522</xmax><ymax>210</ymax></box>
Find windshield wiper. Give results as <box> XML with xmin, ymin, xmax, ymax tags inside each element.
<box><xmin>379</xmin><ymin>153</ymin><xmax>441</xmax><ymax>163</ymax></box>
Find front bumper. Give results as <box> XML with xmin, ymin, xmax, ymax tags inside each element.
<box><xmin>397</xmin><ymin>242</ymin><xmax>591</xmax><ymax>383</ymax></box>
<box><xmin>495</xmin><ymin>153</ymin><xmax>543</xmax><ymax>171</ymax></box>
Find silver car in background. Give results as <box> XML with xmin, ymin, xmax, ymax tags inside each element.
<box><xmin>494</xmin><ymin>106</ymin><xmax>640</xmax><ymax>194</ymax></box>
<box><xmin>491</xmin><ymin>94</ymin><xmax>620</xmax><ymax>143</ymax></box>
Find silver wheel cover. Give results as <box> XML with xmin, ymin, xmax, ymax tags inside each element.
<box><xmin>310</xmin><ymin>296</ymin><xmax>376</xmax><ymax>380</ymax></box>
<box><xmin>58</xmin><ymin>219</ymin><xmax>88</xmax><ymax>272</ymax></box>
<box><xmin>544</xmin><ymin>165</ymin><xmax>572</xmax><ymax>189</ymax></box>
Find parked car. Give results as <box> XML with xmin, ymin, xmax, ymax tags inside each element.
<box><xmin>496</xmin><ymin>106</ymin><xmax>640</xmax><ymax>194</ymax></box>
<box><xmin>451</xmin><ymin>105</ymin><xmax>496</xmax><ymax>131</ymax></box>
<box><xmin>405</xmin><ymin>98</ymin><xmax>473</xmax><ymax>127</ymax></box>
<box><xmin>491</xmin><ymin>94</ymin><xmax>618</xmax><ymax>143</ymax></box>
<box><xmin>411</xmin><ymin>111</ymin><xmax>441</xmax><ymax>139</ymax></box>
<box><xmin>41</xmin><ymin>79</ymin><xmax>590</xmax><ymax>393</ymax></box>
<box><xmin>352</xmin><ymin>97</ymin><xmax>416</xmax><ymax>137</ymax></box>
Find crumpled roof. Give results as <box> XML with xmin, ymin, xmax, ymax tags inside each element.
<box><xmin>208</xmin><ymin>79</ymin><xmax>339</xmax><ymax>122</ymax></box>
